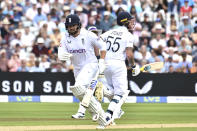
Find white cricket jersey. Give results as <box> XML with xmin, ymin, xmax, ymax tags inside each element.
<box><xmin>59</xmin><ymin>28</ymin><xmax>106</xmax><ymax>70</ymax></box>
<box><xmin>101</xmin><ymin>26</ymin><xmax>134</xmax><ymax>61</ymax></box>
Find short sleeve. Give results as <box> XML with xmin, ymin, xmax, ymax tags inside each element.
<box><xmin>126</xmin><ymin>33</ymin><xmax>134</xmax><ymax>48</ymax></box>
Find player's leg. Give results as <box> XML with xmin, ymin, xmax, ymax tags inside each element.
<box><xmin>105</xmin><ymin>63</ymin><xmax>128</xmax><ymax>123</ymax></box>
<box><xmin>95</xmin><ymin>71</ymin><xmax>125</xmax><ymax>121</ymax></box>
<box><xmin>70</xmin><ymin>63</ymin><xmax>110</xmax><ymax>128</ymax></box>
<box><xmin>71</xmin><ymin>102</ymin><xmax>86</xmax><ymax>119</ymax></box>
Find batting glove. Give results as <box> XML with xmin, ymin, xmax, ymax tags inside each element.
<box><xmin>98</xmin><ymin>59</ymin><xmax>106</xmax><ymax>74</ymax></box>
<box><xmin>58</xmin><ymin>47</ymin><xmax>73</xmax><ymax>61</ymax></box>
<box><xmin>131</xmin><ymin>64</ymin><xmax>140</xmax><ymax>76</ymax></box>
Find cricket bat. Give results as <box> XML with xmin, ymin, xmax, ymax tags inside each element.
<box><xmin>81</xmin><ymin>70</ymin><xmax>100</xmax><ymax>108</ymax></box>
<box><xmin>140</xmin><ymin>62</ymin><xmax>164</xmax><ymax>72</ymax></box>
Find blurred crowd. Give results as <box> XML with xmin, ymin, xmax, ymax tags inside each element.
<box><xmin>0</xmin><ymin>0</ymin><xmax>197</xmax><ymax>73</ymax></box>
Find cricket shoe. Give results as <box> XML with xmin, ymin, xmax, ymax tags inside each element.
<box><xmin>114</xmin><ymin>109</ymin><xmax>125</xmax><ymax>119</ymax></box>
<box><xmin>71</xmin><ymin>112</ymin><xmax>85</xmax><ymax>119</ymax></box>
<box><xmin>94</xmin><ymin>82</ymin><xmax>104</xmax><ymax>102</ymax></box>
<box><xmin>96</xmin><ymin>113</ymin><xmax>112</xmax><ymax>130</ymax></box>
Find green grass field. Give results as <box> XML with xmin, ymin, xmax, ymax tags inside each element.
<box><xmin>0</xmin><ymin>103</ymin><xmax>197</xmax><ymax>131</ymax></box>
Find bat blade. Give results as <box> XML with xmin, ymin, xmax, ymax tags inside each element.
<box><xmin>140</xmin><ymin>62</ymin><xmax>164</xmax><ymax>72</ymax></box>
<box><xmin>81</xmin><ymin>71</ymin><xmax>99</xmax><ymax>108</ymax></box>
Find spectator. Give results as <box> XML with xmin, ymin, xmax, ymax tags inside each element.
<box><xmin>178</xmin><ymin>16</ymin><xmax>194</xmax><ymax>36</ymax></box>
<box><xmin>0</xmin><ymin>17</ymin><xmax>11</xmax><ymax>42</ymax></box>
<box><xmin>39</xmin><ymin>54</ymin><xmax>50</xmax><ymax>70</ymax></box>
<box><xmin>130</xmin><ymin>6</ymin><xmax>140</xmax><ymax>22</ymax></box>
<box><xmin>148</xmin><ymin>49</ymin><xmax>164</xmax><ymax>63</ymax></box>
<box><xmin>154</xmin><ymin>10</ymin><xmax>166</xmax><ymax>27</ymax></box>
<box><xmin>151</xmin><ymin>22</ymin><xmax>165</xmax><ymax>34</ymax></box>
<box><xmin>128</xmin><ymin>0</ymin><xmax>143</xmax><ymax>18</ymax></box>
<box><xmin>178</xmin><ymin>37</ymin><xmax>192</xmax><ymax>54</ymax></box>
<box><xmin>0</xmin><ymin>49</ymin><xmax>9</xmax><ymax>72</ymax></box>
<box><xmin>50</xmin><ymin>8</ymin><xmax>60</xmax><ymax>24</ymax></box>
<box><xmin>176</xmin><ymin>52</ymin><xmax>192</xmax><ymax>73</ymax></box>
<box><xmin>180</xmin><ymin>0</ymin><xmax>193</xmax><ymax>18</ymax></box>
<box><xmin>166</xmin><ymin>37</ymin><xmax>178</xmax><ymax>49</ymax></box>
<box><xmin>12</xmin><ymin>7</ymin><xmax>22</xmax><ymax>27</ymax></box>
<box><xmin>100</xmin><ymin>11</ymin><xmax>114</xmax><ymax>32</ymax></box>
<box><xmin>26</xmin><ymin>53</ymin><xmax>36</xmax><ymax>67</ymax></box>
<box><xmin>62</xmin><ymin>5</ymin><xmax>70</xmax><ymax>17</ymax></box>
<box><xmin>42</xmin><ymin>32</ymin><xmax>51</xmax><ymax>48</ymax></box>
<box><xmin>179</xmin><ymin>0</ymin><xmax>194</xmax><ymax>7</ymax></box>
<box><xmin>166</xmin><ymin>14</ymin><xmax>180</xmax><ymax>40</ymax></box>
<box><xmin>162</xmin><ymin>56</ymin><xmax>177</xmax><ymax>73</ymax></box>
<box><xmin>168</xmin><ymin>0</ymin><xmax>181</xmax><ymax>14</ymax></box>
<box><xmin>48</xmin><ymin>41</ymin><xmax>58</xmax><ymax>55</ymax></box>
<box><xmin>141</xmin><ymin>13</ymin><xmax>153</xmax><ymax>32</ymax></box>
<box><xmin>101</xmin><ymin>1</ymin><xmax>116</xmax><ymax>18</ymax></box>
<box><xmin>134</xmin><ymin>44</ymin><xmax>151</xmax><ymax>62</ymax></box>
<box><xmin>150</xmin><ymin>32</ymin><xmax>166</xmax><ymax>49</ymax></box>
<box><xmin>33</xmin><ymin>7</ymin><xmax>47</xmax><ymax>26</ymax></box>
<box><xmin>151</xmin><ymin>0</ymin><xmax>163</xmax><ymax>12</ymax></box>
<box><xmin>21</xmin><ymin>26</ymin><xmax>35</xmax><ymax>49</ymax></box>
<box><xmin>13</xmin><ymin>44</ymin><xmax>27</xmax><ymax>60</ymax></box>
<box><xmin>168</xmin><ymin>65</ymin><xmax>175</xmax><ymax>73</ymax></box>
<box><xmin>42</xmin><ymin>0</ymin><xmax>50</xmax><ymax>14</ymax></box>
<box><xmin>112</xmin><ymin>0</ymin><xmax>128</xmax><ymax>13</ymax></box>
<box><xmin>87</xmin><ymin>12</ymin><xmax>101</xmax><ymax>29</ymax></box>
<box><xmin>17</xmin><ymin>59</ymin><xmax>29</xmax><ymax>72</ymax></box>
<box><xmin>29</xmin><ymin>60</ymin><xmax>45</xmax><ymax>72</ymax></box>
<box><xmin>43</xmin><ymin>14</ymin><xmax>57</xmax><ymax>35</ymax></box>
<box><xmin>10</xmin><ymin>31</ymin><xmax>22</xmax><ymax>49</ymax></box>
<box><xmin>25</xmin><ymin>2</ymin><xmax>37</xmax><ymax>21</ymax></box>
<box><xmin>22</xmin><ymin>0</ymin><xmax>32</xmax><ymax>14</ymax></box>
<box><xmin>50</xmin><ymin>28</ymin><xmax>62</xmax><ymax>46</ymax></box>
<box><xmin>51</xmin><ymin>62</ymin><xmax>68</xmax><ymax>72</ymax></box>
<box><xmin>139</xmin><ymin>35</ymin><xmax>151</xmax><ymax>51</ymax></box>
<box><xmin>75</xmin><ymin>6</ymin><xmax>88</xmax><ymax>28</ymax></box>
<box><xmin>58</xmin><ymin>16</ymin><xmax>67</xmax><ymax>34</ymax></box>
<box><xmin>8</xmin><ymin>53</ymin><xmax>21</xmax><ymax>72</ymax></box>
<box><xmin>32</xmin><ymin>37</ymin><xmax>49</xmax><ymax>57</ymax></box>
<box><xmin>0</xmin><ymin>39</ymin><xmax>12</xmax><ymax>59</ymax></box>
<box><xmin>190</xmin><ymin>61</ymin><xmax>197</xmax><ymax>73</ymax></box>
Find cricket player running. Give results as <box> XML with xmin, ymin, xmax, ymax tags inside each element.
<box><xmin>71</xmin><ymin>26</ymin><xmax>123</xmax><ymax>121</ymax></box>
<box><xmin>71</xmin><ymin>26</ymin><xmax>102</xmax><ymax>119</ymax></box>
<box><xmin>98</xmin><ymin>11</ymin><xmax>141</xmax><ymax>128</ymax></box>
<box><xmin>58</xmin><ymin>14</ymin><xmax>111</xmax><ymax>128</ymax></box>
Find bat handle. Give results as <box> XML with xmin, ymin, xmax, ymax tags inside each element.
<box><xmin>140</xmin><ymin>67</ymin><xmax>144</xmax><ymax>72</ymax></box>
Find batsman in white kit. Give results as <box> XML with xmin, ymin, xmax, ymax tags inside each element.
<box><xmin>99</xmin><ymin>11</ymin><xmax>141</xmax><ymax>126</ymax></box>
<box><xmin>71</xmin><ymin>26</ymin><xmax>103</xmax><ymax>119</ymax></box>
<box><xmin>71</xmin><ymin>26</ymin><xmax>120</xmax><ymax>121</ymax></box>
<box><xmin>58</xmin><ymin>14</ymin><xmax>111</xmax><ymax>128</ymax></box>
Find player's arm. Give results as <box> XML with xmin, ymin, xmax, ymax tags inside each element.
<box><xmin>58</xmin><ymin>37</ymin><xmax>73</xmax><ymax>61</ymax></box>
<box><xmin>97</xmin><ymin>40</ymin><xmax>106</xmax><ymax>74</ymax></box>
<box><xmin>126</xmin><ymin>47</ymin><xmax>135</xmax><ymax>67</ymax></box>
<box><xmin>94</xmin><ymin>46</ymin><xmax>100</xmax><ymax>59</ymax></box>
<box><xmin>125</xmin><ymin>34</ymin><xmax>140</xmax><ymax>76</ymax></box>
<box><xmin>126</xmin><ymin>47</ymin><xmax>140</xmax><ymax>76</ymax></box>
<box><xmin>90</xmin><ymin>32</ymin><xmax>106</xmax><ymax>73</ymax></box>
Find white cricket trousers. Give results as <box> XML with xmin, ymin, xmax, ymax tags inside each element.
<box><xmin>104</xmin><ymin>60</ymin><xmax>128</xmax><ymax>96</ymax></box>
<box><xmin>74</xmin><ymin>63</ymin><xmax>98</xmax><ymax>87</ymax></box>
